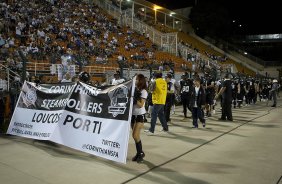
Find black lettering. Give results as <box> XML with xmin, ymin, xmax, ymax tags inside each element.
<box><xmin>92</xmin><ymin>121</ymin><xmax>100</xmax><ymax>133</ymax></box>
<box><xmin>52</xmin><ymin>113</ymin><xmax>61</xmax><ymax>123</ymax></box>
<box><xmin>42</xmin><ymin>113</ymin><xmax>48</xmax><ymax>123</ymax></box>
<box><xmin>82</xmin><ymin>119</ymin><xmax>91</xmax><ymax>131</ymax></box>
<box><xmin>48</xmin><ymin>114</ymin><xmax>53</xmax><ymax>123</ymax></box>
<box><xmin>63</xmin><ymin>114</ymin><xmax>73</xmax><ymax>125</ymax></box>
<box><xmin>73</xmin><ymin>118</ymin><xmax>83</xmax><ymax>129</ymax></box>
<box><xmin>36</xmin><ymin>113</ymin><xmax>43</xmax><ymax>123</ymax></box>
<box><xmin>32</xmin><ymin>113</ymin><xmax>36</xmax><ymax>122</ymax></box>
<box><xmin>98</xmin><ymin>121</ymin><xmax>102</xmax><ymax>134</ymax></box>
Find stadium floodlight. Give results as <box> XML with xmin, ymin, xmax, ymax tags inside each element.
<box><xmin>153</xmin><ymin>5</ymin><xmax>162</xmax><ymax>24</ymax></box>
<box><xmin>170</xmin><ymin>12</ymin><xmax>176</xmax><ymax>17</ymax></box>
<box><xmin>153</xmin><ymin>5</ymin><xmax>161</xmax><ymax>11</ymax></box>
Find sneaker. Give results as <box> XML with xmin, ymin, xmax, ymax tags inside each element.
<box><xmin>146</xmin><ymin>131</ymin><xmax>154</xmax><ymax>136</ymax></box>
<box><xmin>192</xmin><ymin>126</ymin><xmax>198</xmax><ymax>129</ymax></box>
<box><xmin>202</xmin><ymin>123</ymin><xmax>206</xmax><ymax>127</ymax></box>
<box><xmin>144</xmin><ymin>129</ymin><xmax>150</xmax><ymax>133</ymax></box>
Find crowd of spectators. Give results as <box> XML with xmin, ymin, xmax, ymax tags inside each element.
<box><xmin>0</xmin><ymin>0</ymin><xmax>190</xmax><ymax>83</ymax></box>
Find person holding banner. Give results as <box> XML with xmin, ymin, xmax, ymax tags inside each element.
<box><xmin>78</xmin><ymin>71</ymin><xmax>90</xmax><ymax>84</ymax></box>
<box><xmin>131</xmin><ymin>74</ymin><xmax>148</xmax><ymax>163</ymax></box>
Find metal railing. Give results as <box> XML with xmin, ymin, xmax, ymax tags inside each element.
<box><xmin>26</xmin><ymin>62</ymin><xmax>119</xmax><ymax>76</ymax></box>
<box><xmin>94</xmin><ymin>0</ymin><xmax>237</xmax><ymax>74</ymax></box>
<box><xmin>0</xmin><ymin>63</ymin><xmax>21</xmax><ymax>92</ymax></box>
<box><xmin>95</xmin><ymin>0</ymin><xmax>178</xmax><ymax>55</ymax></box>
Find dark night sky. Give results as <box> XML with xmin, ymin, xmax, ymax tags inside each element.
<box><xmin>227</xmin><ymin>1</ymin><xmax>281</xmax><ymax>34</ymax></box>
<box><xmin>147</xmin><ymin>0</ymin><xmax>282</xmax><ymax>35</ymax></box>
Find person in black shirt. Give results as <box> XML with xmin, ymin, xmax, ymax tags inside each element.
<box><xmin>180</xmin><ymin>74</ymin><xmax>193</xmax><ymax>118</ymax></box>
<box><xmin>215</xmin><ymin>74</ymin><xmax>233</xmax><ymax>121</ymax></box>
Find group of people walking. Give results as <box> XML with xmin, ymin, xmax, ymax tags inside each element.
<box><xmin>130</xmin><ymin>71</ymin><xmax>280</xmax><ymax>163</ymax></box>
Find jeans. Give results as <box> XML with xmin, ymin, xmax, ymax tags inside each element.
<box><xmin>149</xmin><ymin>104</ymin><xmax>168</xmax><ymax>133</ymax></box>
<box><xmin>192</xmin><ymin>107</ymin><xmax>205</xmax><ymax>127</ymax></box>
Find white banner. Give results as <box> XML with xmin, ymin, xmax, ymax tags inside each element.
<box><xmin>8</xmin><ymin>108</ymin><xmax>63</xmax><ymax>140</ymax></box>
<box><xmin>7</xmin><ymin>80</ymin><xmax>135</xmax><ymax>164</ymax></box>
<box><xmin>51</xmin><ymin>111</ymin><xmax>130</xmax><ymax>163</ymax></box>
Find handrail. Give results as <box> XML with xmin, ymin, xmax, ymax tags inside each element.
<box><xmin>95</xmin><ymin>0</ymin><xmax>178</xmax><ymax>55</ymax></box>
<box><xmin>0</xmin><ymin>63</ymin><xmax>21</xmax><ymax>91</ymax></box>
<box><xmin>25</xmin><ymin>62</ymin><xmax>119</xmax><ymax>75</ymax></box>
<box><xmin>0</xmin><ymin>63</ymin><xmax>21</xmax><ymax>78</ymax></box>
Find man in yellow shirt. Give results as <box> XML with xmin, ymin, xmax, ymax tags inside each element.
<box><xmin>145</xmin><ymin>72</ymin><xmax>168</xmax><ymax>135</ymax></box>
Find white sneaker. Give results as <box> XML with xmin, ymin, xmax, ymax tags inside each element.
<box><xmin>144</xmin><ymin>129</ymin><xmax>150</xmax><ymax>133</ymax></box>
<box><xmin>146</xmin><ymin>131</ymin><xmax>154</xmax><ymax>136</ymax></box>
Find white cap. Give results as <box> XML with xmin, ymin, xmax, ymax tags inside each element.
<box><xmin>273</xmin><ymin>79</ymin><xmax>278</xmax><ymax>83</ymax></box>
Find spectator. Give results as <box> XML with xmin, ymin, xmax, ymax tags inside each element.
<box><xmin>61</xmin><ymin>73</ymin><xmax>72</xmax><ymax>83</ymax></box>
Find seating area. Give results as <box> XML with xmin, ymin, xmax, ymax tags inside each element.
<box><xmin>176</xmin><ymin>31</ymin><xmax>255</xmax><ymax>76</ymax></box>
<box><xmin>0</xmin><ymin>0</ymin><xmax>258</xmax><ymax>85</ymax></box>
<box><xmin>0</xmin><ymin>0</ymin><xmax>191</xmax><ymax>83</ymax></box>
<box><xmin>146</xmin><ymin>21</ymin><xmax>256</xmax><ymax>76</ymax></box>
